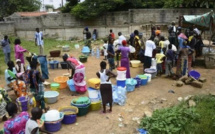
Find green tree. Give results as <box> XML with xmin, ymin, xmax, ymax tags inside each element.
<box><xmin>61</xmin><ymin>0</ymin><xmax>79</xmax><ymax>13</ymax></box>
<box><xmin>164</xmin><ymin>0</ymin><xmax>215</xmax><ymax>8</ymax></box>
<box><xmin>71</xmin><ymin>0</ymin><xmax>124</xmax><ymax>19</ymax></box>
<box><xmin>0</xmin><ymin>0</ymin><xmax>41</xmax><ymax>19</ymax></box>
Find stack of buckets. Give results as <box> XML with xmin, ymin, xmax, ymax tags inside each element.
<box><xmin>87</xmin><ymin>78</ymin><xmax>101</xmax><ymax>111</ymax></box>
<box><xmin>16</xmin><ymin>96</ymin><xmax>29</xmax><ymax>112</ymax></box>
<box><xmin>116</xmin><ymin>67</ymin><xmax>127</xmax><ymax>88</ymax></box>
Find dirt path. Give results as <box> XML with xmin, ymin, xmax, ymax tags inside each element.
<box><xmin>0</xmin><ymin>47</ymin><xmax>214</xmax><ymax>134</ymax></box>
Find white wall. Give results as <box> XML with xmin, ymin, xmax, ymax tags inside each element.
<box><xmin>40</xmin><ymin>0</ymin><xmax>67</xmax><ymax>11</ymax></box>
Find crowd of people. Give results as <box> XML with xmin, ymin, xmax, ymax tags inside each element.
<box><xmin>0</xmin><ymin>23</ymin><xmax>204</xmax><ymax>133</ymax></box>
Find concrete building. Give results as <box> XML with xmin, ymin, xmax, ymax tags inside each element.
<box><xmin>40</xmin><ymin>0</ymin><xmax>67</xmax><ymax>11</ymax></box>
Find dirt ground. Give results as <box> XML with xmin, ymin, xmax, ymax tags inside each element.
<box><xmin>0</xmin><ymin>46</ymin><xmax>215</xmax><ymax>134</ymax></box>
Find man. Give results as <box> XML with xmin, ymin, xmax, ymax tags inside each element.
<box><xmin>83</xmin><ymin>27</ymin><xmax>91</xmax><ymax>50</ymax></box>
<box><xmin>1</xmin><ymin>35</ymin><xmax>11</xmax><ymax>64</ymax></box>
<box><xmin>168</xmin><ymin>21</ymin><xmax>177</xmax><ymax>47</ymax></box>
<box><xmin>144</xmin><ymin>36</ymin><xmax>156</xmax><ymax>70</ymax></box>
<box><xmin>116</xmin><ymin>32</ymin><xmax>126</xmax><ymax>67</ymax></box>
<box><xmin>35</xmin><ymin>28</ymin><xmax>44</xmax><ymax>55</ymax></box>
<box><xmin>107</xmin><ymin>36</ymin><xmax>115</xmax><ymax>71</ymax></box>
<box><xmin>110</xmin><ymin>29</ymin><xmax>115</xmax><ymax>40</ymax></box>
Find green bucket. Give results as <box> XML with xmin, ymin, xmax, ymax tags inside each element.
<box><xmin>137</xmin><ymin>75</ymin><xmax>147</xmax><ymax>79</ymax></box>
<box><xmin>77</xmin><ymin>104</ymin><xmax>90</xmax><ymax>116</ymax></box>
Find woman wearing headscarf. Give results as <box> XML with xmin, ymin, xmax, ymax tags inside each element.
<box><xmin>117</xmin><ymin>40</ymin><xmax>131</xmax><ymax>78</ymax></box>
<box><xmin>133</xmin><ymin>30</ymin><xmax>141</xmax><ymax>60</ymax></box>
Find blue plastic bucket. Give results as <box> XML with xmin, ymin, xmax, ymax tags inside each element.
<box><xmin>49</xmin><ymin>60</ymin><xmax>59</xmax><ymax>69</ymax></box>
<box><xmin>134</xmin><ymin>77</ymin><xmax>141</xmax><ymax>88</ymax></box>
<box><xmin>67</xmin><ymin>79</ymin><xmax>76</xmax><ymax>92</ymax></box>
<box><xmin>141</xmin><ymin>78</ymin><xmax>148</xmax><ymax>86</ymax></box>
<box><xmin>117</xmin><ymin>80</ymin><xmax>126</xmax><ymax>87</ymax></box>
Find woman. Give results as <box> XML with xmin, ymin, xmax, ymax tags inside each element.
<box><xmin>96</xmin><ymin>61</ymin><xmax>116</xmax><ymax>113</ymax></box>
<box><xmin>117</xmin><ymin>40</ymin><xmax>131</xmax><ymax>78</ymax></box>
<box><xmin>5</xmin><ymin>61</ymin><xmax>27</xmax><ymax>97</ymax></box>
<box><xmin>15</xmin><ymin>59</ymin><xmax>26</xmax><ymax>78</ymax></box>
<box><xmin>176</xmin><ymin>41</ymin><xmax>194</xmax><ymax>77</ymax></box>
<box><xmin>14</xmin><ymin>39</ymin><xmax>27</xmax><ymax>64</ymax></box>
<box><xmin>4</xmin><ymin>102</ymin><xmax>30</xmax><ymax>134</ymax></box>
<box><xmin>63</xmin><ymin>54</ymin><xmax>87</xmax><ymax>93</ymax></box>
<box><xmin>133</xmin><ymin>30</ymin><xmax>141</xmax><ymax>60</ymax></box>
<box><xmin>23</xmin><ymin>59</ymin><xmax>48</xmax><ymax>112</ymax></box>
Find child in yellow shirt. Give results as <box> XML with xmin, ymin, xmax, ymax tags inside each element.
<box><xmin>155</xmin><ymin>49</ymin><xmax>165</xmax><ymax>76</ymax></box>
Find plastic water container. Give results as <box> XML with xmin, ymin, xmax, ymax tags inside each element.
<box><xmin>134</xmin><ymin>77</ymin><xmax>141</xmax><ymax>88</ymax></box>
<box><xmin>91</xmin><ymin>49</ymin><xmax>95</xmax><ymax>56</ymax></box>
<box><xmin>96</xmin><ymin>47</ymin><xmax>100</xmax><ymax>59</ymax></box>
<box><xmin>151</xmin><ymin>58</ymin><xmax>157</xmax><ymax>67</ymax></box>
<box><xmin>16</xmin><ymin>96</ymin><xmax>28</xmax><ymax>112</ymax></box>
<box><xmin>82</xmin><ymin>46</ymin><xmax>90</xmax><ymax>56</ymax></box>
<box><xmin>88</xmin><ymin>87</ymin><xmax>101</xmax><ymax>102</ymax></box>
<box><xmin>117</xmin><ymin>79</ymin><xmax>126</xmax><ymax>87</ymax></box>
<box><xmin>117</xmin><ymin>67</ymin><xmax>127</xmax><ymax>80</ymax></box>
<box><xmin>144</xmin><ymin>73</ymin><xmax>152</xmax><ymax>82</ymax></box>
<box><xmin>67</xmin><ymin>79</ymin><xmax>76</xmax><ymax>92</ymax></box>
<box><xmin>74</xmin><ymin>44</ymin><xmax>80</xmax><ymax>49</ymax></box>
<box><xmin>49</xmin><ymin>60</ymin><xmax>59</xmax><ymax>69</ymax></box>
<box><xmin>137</xmin><ymin>75</ymin><xmax>148</xmax><ymax>86</ymax></box>
<box><xmin>126</xmin><ymin>78</ymin><xmax>137</xmax><ymax>92</ymax></box>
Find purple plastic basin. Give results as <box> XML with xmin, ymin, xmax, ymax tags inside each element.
<box><xmin>16</xmin><ymin>96</ymin><xmax>28</xmax><ymax>111</ymax></box>
<box><xmin>62</xmin><ymin>114</ymin><xmax>77</xmax><ymax>124</ymax></box>
<box><xmin>44</xmin><ymin>121</ymin><xmax>62</xmax><ymax>132</ymax></box>
<box><xmin>189</xmin><ymin>70</ymin><xmax>200</xmax><ymax>80</ymax></box>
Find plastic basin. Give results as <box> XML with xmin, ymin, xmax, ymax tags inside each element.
<box><xmin>49</xmin><ymin>60</ymin><xmax>59</xmax><ymax>69</ymax></box>
<box><xmin>51</xmin><ymin>83</ymin><xmax>60</xmax><ymax>92</ymax></box>
<box><xmin>90</xmin><ymin>101</ymin><xmax>101</xmax><ymax>111</ymax></box>
<box><xmin>67</xmin><ymin>79</ymin><xmax>76</xmax><ymax>92</ymax></box>
<box><xmin>189</xmin><ymin>70</ymin><xmax>200</xmax><ymax>80</ymax></box>
<box><xmin>76</xmin><ymin>104</ymin><xmax>90</xmax><ymax>116</ymax></box>
<box><xmin>130</xmin><ymin>60</ymin><xmax>141</xmax><ymax>68</ymax></box>
<box><xmin>44</xmin><ymin>91</ymin><xmax>59</xmax><ymax>104</ymax></box>
<box><xmin>54</xmin><ymin>76</ymin><xmax>69</xmax><ymax>89</ymax></box>
<box><xmin>59</xmin><ymin>106</ymin><xmax>78</xmax><ymax>124</ymax></box>
<box><xmin>16</xmin><ymin>96</ymin><xmax>28</xmax><ymax>112</ymax></box>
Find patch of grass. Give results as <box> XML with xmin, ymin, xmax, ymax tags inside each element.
<box><xmin>140</xmin><ymin>95</ymin><xmax>215</xmax><ymax>134</ymax></box>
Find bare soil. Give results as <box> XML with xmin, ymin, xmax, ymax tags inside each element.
<box><xmin>0</xmin><ymin>46</ymin><xmax>214</xmax><ymax>134</ymax></box>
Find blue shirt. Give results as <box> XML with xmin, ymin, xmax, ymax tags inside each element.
<box><xmin>178</xmin><ymin>37</ymin><xmax>184</xmax><ymax>50</ymax></box>
<box><xmin>166</xmin><ymin>49</ymin><xmax>174</xmax><ymax>61</ymax></box>
<box><xmin>1</xmin><ymin>39</ymin><xmax>11</xmax><ymax>53</ymax></box>
<box><xmin>107</xmin><ymin>44</ymin><xmax>115</xmax><ymax>58</ymax></box>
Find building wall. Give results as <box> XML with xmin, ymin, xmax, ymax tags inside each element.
<box><xmin>2</xmin><ymin>8</ymin><xmax>212</xmax><ymax>40</ymax></box>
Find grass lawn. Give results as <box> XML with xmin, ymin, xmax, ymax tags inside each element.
<box><xmin>0</xmin><ymin>36</ymin><xmax>103</xmax><ymax>76</ymax></box>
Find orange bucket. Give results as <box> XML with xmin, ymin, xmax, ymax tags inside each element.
<box><xmin>54</xmin><ymin>76</ymin><xmax>69</xmax><ymax>89</ymax></box>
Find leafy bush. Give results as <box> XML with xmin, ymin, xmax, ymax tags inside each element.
<box><xmin>140</xmin><ymin>103</ymin><xmax>200</xmax><ymax>133</ymax></box>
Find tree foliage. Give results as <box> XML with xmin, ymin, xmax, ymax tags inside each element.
<box><xmin>63</xmin><ymin>0</ymin><xmax>215</xmax><ymax>19</ymax></box>
<box><xmin>0</xmin><ymin>0</ymin><xmax>41</xmax><ymax>18</ymax></box>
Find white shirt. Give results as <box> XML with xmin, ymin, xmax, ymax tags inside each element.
<box><xmin>118</xmin><ymin>35</ymin><xmax>126</xmax><ymax>46</ymax></box>
<box><xmin>166</xmin><ymin>44</ymin><xmax>177</xmax><ymax>52</ymax></box>
<box><xmin>99</xmin><ymin>69</ymin><xmax>111</xmax><ymax>84</ymax></box>
<box><xmin>5</xmin><ymin>68</ymin><xmax>17</xmax><ymax>85</ymax></box>
<box><xmin>103</xmin><ymin>43</ymin><xmax>108</xmax><ymax>56</ymax></box>
<box><xmin>25</xmin><ymin>119</ymin><xmax>39</xmax><ymax>134</ymax></box>
<box><xmin>35</xmin><ymin>32</ymin><xmax>43</xmax><ymax>46</ymax></box>
<box><xmin>144</xmin><ymin>40</ymin><xmax>156</xmax><ymax>57</ymax></box>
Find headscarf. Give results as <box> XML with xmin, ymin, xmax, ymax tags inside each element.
<box><xmin>155</xmin><ymin>30</ymin><xmax>161</xmax><ymax>36</ymax></box>
<box><xmin>122</xmin><ymin>40</ymin><xmax>127</xmax><ymax>46</ymax></box>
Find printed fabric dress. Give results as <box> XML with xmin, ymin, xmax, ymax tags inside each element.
<box><xmin>4</xmin><ymin>112</ymin><xmax>30</xmax><ymax>134</ymax></box>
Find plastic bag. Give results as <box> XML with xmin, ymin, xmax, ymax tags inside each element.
<box><xmin>112</xmin><ymin>85</ymin><xmax>127</xmax><ymax>106</ymax></box>
<box><xmin>129</xmin><ymin>45</ymin><xmax>136</xmax><ymax>53</ymax></box>
<box><xmin>126</xmin><ymin>78</ymin><xmax>137</xmax><ymax>85</ymax></box>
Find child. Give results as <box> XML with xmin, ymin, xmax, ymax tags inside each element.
<box><xmin>15</xmin><ymin>59</ymin><xmax>26</xmax><ymax>78</ymax></box>
<box><xmin>155</xmin><ymin>49</ymin><xmax>165</xmax><ymax>76</ymax></box>
<box><xmin>96</xmin><ymin>61</ymin><xmax>116</xmax><ymax>113</ymax></box>
<box><xmin>165</xmin><ymin>44</ymin><xmax>175</xmax><ymax>77</ymax></box>
<box><xmin>25</xmin><ymin>107</ymin><xmax>51</xmax><ymax>134</ymax></box>
<box><xmin>103</xmin><ymin>40</ymin><xmax>108</xmax><ymax>60</ymax></box>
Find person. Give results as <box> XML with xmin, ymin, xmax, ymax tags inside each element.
<box><xmin>23</xmin><ymin>60</ymin><xmax>48</xmax><ymax>112</ymax></box>
<box><xmin>117</xmin><ymin>40</ymin><xmax>131</xmax><ymax>78</ymax></box>
<box><xmin>133</xmin><ymin>30</ymin><xmax>141</xmax><ymax>60</ymax></box>
<box><xmin>25</xmin><ymin>107</ymin><xmax>51</xmax><ymax>134</ymax></box>
<box><xmin>178</xmin><ymin>32</ymin><xmax>188</xmax><ymax>50</ymax></box>
<box><xmin>144</xmin><ymin>36</ymin><xmax>156</xmax><ymax>69</ymax></box>
<box><xmin>151</xmin><ymin>26</ymin><xmax>156</xmax><ymax>38</ymax></box>
<box><xmin>155</xmin><ymin>49</ymin><xmax>165</xmax><ymax>76</ymax></box>
<box><xmin>165</xmin><ymin>44</ymin><xmax>175</xmax><ymax>77</ymax></box>
<box><xmin>15</xmin><ymin>59</ymin><xmax>26</xmax><ymax>78</ymax></box>
<box><xmin>103</xmin><ymin>40</ymin><xmax>108</xmax><ymax>60</ymax></box>
<box><xmin>176</xmin><ymin>40</ymin><xmax>194</xmax><ymax>77</ymax></box>
<box><xmin>96</xmin><ymin>61</ymin><xmax>116</xmax><ymax>113</ymax></box>
<box><xmin>129</xmin><ymin>32</ymin><xmax>135</xmax><ymax>47</ymax></box>
<box><xmin>0</xmin><ymin>87</ymin><xmax>11</xmax><ymax>121</ymax></box>
<box><xmin>188</xmin><ymin>32</ymin><xmax>197</xmax><ymax>67</ymax></box>
<box><xmin>154</xmin><ymin>30</ymin><xmax>161</xmax><ymax>46</ymax></box>
<box><xmin>116</xmin><ymin>32</ymin><xmax>126</xmax><ymax>67</ymax></box>
<box><xmin>110</xmin><ymin>29</ymin><xmax>115</xmax><ymax>40</ymax></box>
<box><xmin>1</xmin><ymin>35</ymin><xmax>11</xmax><ymax>64</ymax></box>
<box><xmin>83</xmin><ymin>27</ymin><xmax>92</xmax><ymax>50</ymax></box>
<box><xmin>159</xmin><ymin>36</ymin><xmax>168</xmax><ymax>53</ymax></box>
<box><xmin>168</xmin><ymin>21</ymin><xmax>177</xmax><ymax>46</ymax></box>
<box><xmin>107</xmin><ymin>35</ymin><xmax>115</xmax><ymax>70</ymax></box>
<box><xmin>4</xmin><ymin>102</ymin><xmax>30</xmax><ymax>134</ymax></box>
<box><xmin>14</xmin><ymin>38</ymin><xmax>27</xmax><ymax>64</ymax></box>
<box><xmin>35</xmin><ymin>28</ymin><xmax>44</xmax><ymax>55</ymax></box>
<box><xmin>5</xmin><ymin>61</ymin><xmax>27</xmax><ymax>97</ymax></box>
<box><xmin>62</xmin><ymin>54</ymin><xmax>87</xmax><ymax>94</ymax></box>
<box><xmin>92</xmin><ymin>29</ymin><xmax>98</xmax><ymax>40</ymax></box>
